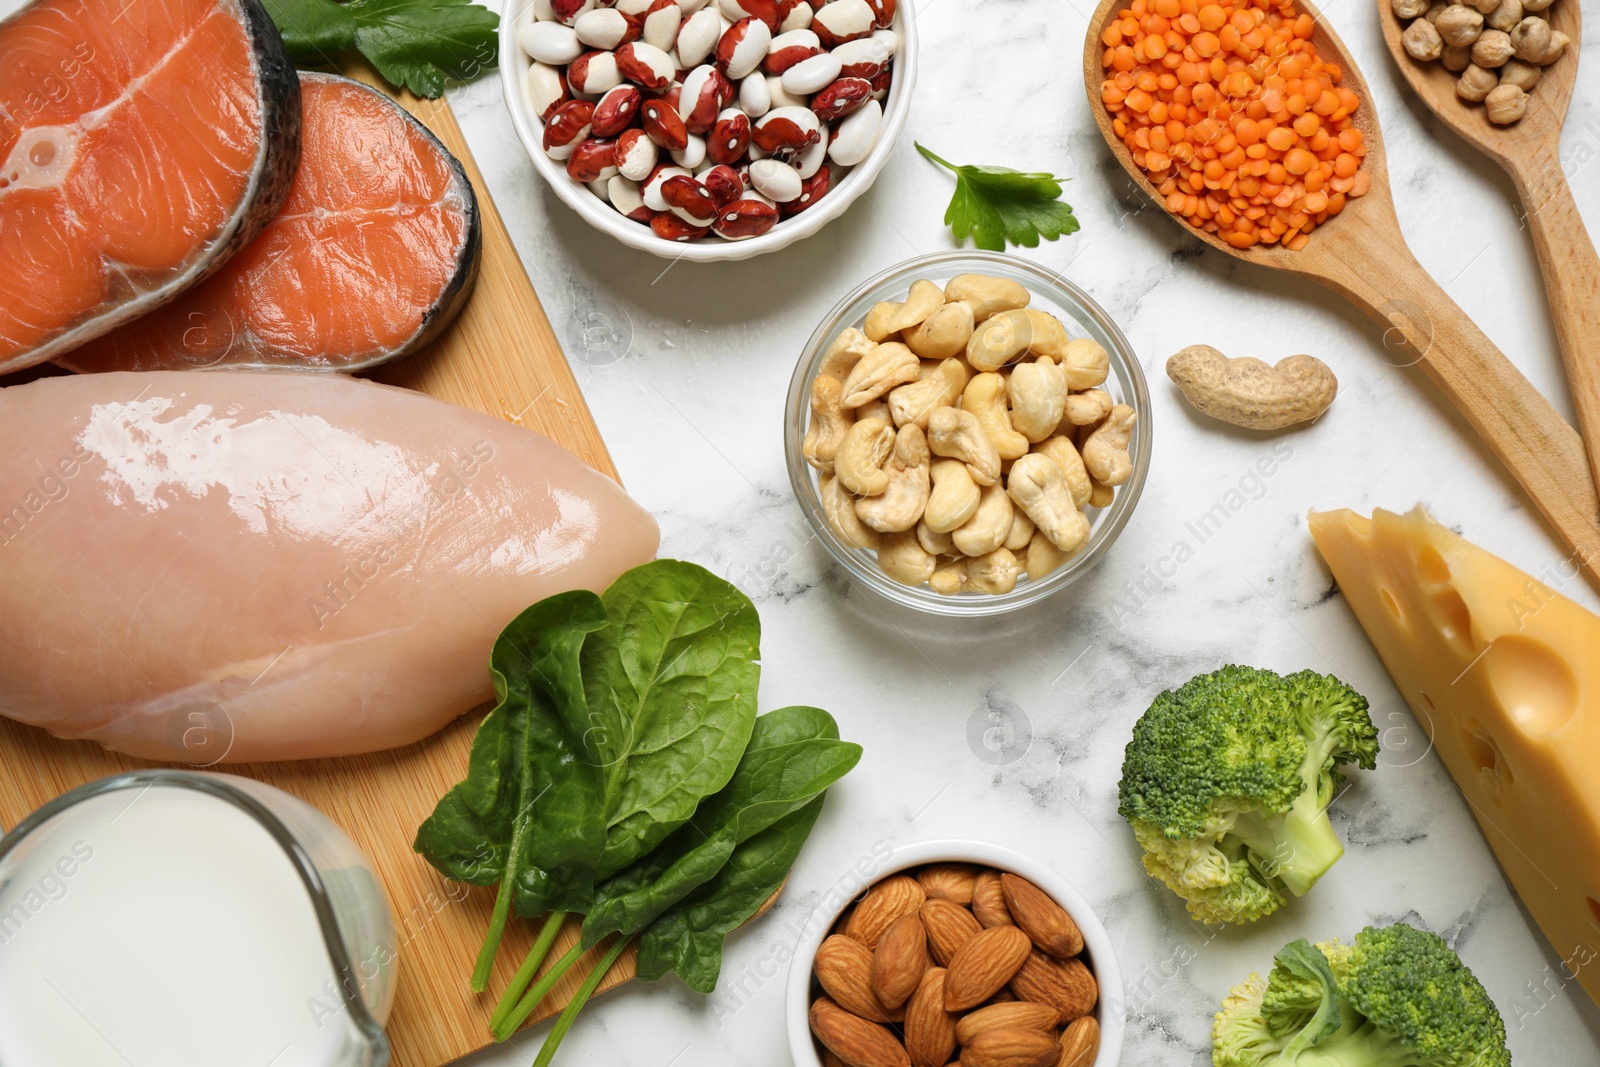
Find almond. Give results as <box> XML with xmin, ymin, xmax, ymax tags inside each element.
<box><xmin>1000</xmin><ymin>874</ymin><xmax>1084</xmax><ymax>958</ymax></box>
<box><xmin>971</xmin><ymin>869</ymin><xmax>1014</xmax><ymax>928</ymax></box>
<box><xmin>816</xmin><ymin>934</ymin><xmax>904</xmax><ymax>1023</ymax></box>
<box><xmin>1055</xmin><ymin>1015</ymin><xmax>1100</xmax><ymax>1067</ymax></box>
<box><xmin>960</xmin><ymin>1027</ymin><xmax>1061</xmax><ymax>1067</ymax></box>
<box><xmin>846</xmin><ymin>875</ymin><xmax>926</xmax><ymax>948</ymax></box>
<box><xmin>944</xmin><ymin>924</ymin><xmax>1032</xmax><ymax>1011</ymax></box>
<box><xmin>902</xmin><ymin>967</ymin><xmax>957</xmax><ymax>1067</ymax></box>
<box><xmin>871</xmin><ymin>913</ymin><xmax>931</xmax><ymax>1009</ymax></box>
<box><xmin>825</xmin><ymin>1053</ymin><xmax>848</xmax><ymax>1067</ymax></box>
<box><xmin>954</xmin><ymin>1001</ymin><xmax>1061</xmax><ymax>1045</ymax></box>
<box><xmin>810</xmin><ymin>996</ymin><xmax>911</xmax><ymax>1067</ymax></box>
<box><xmin>920</xmin><ymin>899</ymin><xmax>982</xmax><ymax>965</ymax></box>
<box><xmin>916</xmin><ymin>862</ymin><xmax>980</xmax><ymax>904</ymax></box>
<box><xmin>1009</xmin><ymin>951</ymin><xmax>1098</xmax><ymax>1022</ymax></box>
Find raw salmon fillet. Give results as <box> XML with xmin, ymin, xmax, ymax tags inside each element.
<box><xmin>0</xmin><ymin>0</ymin><xmax>299</xmax><ymax>371</ymax></box>
<box><xmin>0</xmin><ymin>372</ymin><xmax>660</xmax><ymax>763</ymax></box>
<box><xmin>61</xmin><ymin>73</ymin><xmax>482</xmax><ymax>373</ymax></box>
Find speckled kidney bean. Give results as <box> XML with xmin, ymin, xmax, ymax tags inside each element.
<box><xmin>524</xmin><ymin>0</ymin><xmax>896</xmax><ymax>243</ymax></box>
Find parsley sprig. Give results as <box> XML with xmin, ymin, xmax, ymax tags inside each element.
<box><xmin>265</xmin><ymin>0</ymin><xmax>499</xmax><ymax>99</ymax></box>
<box><xmin>916</xmin><ymin>142</ymin><xmax>1081</xmax><ymax>252</ymax></box>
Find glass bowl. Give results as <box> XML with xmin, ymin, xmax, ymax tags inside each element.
<box><xmin>783</xmin><ymin>250</ymin><xmax>1152</xmax><ymax>617</ymax></box>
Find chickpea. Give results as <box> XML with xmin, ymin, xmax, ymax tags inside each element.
<box><xmin>1442</xmin><ymin>44</ymin><xmax>1473</xmax><ymax>71</ymax></box>
<box><xmin>1456</xmin><ymin>62</ymin><xmax>1499</xmax><ymax>101</ymax></box>
<box><xmin>1485</xmin><ymin>0</ymin><xmax>1522</xmax><ymax>31</ymax></box>
<box><xmin>1471</xmin><ymin>28</ymin><xmax>1514</xmax><ymax>67</ymax></box>
<box><xmin>1485</xmin><ymin>82</ymin><xmax>1529</xmax><ymax>124</ymax></box>
<box><xmin>1404</xmin><ymin>18</ymin><xmax>1445</xmax><ymax>60</ymax></box>
<box><xmin>1508</xmin><ymin>15</ymin><xmax>1550</xmax><ymax>61</ymax></box>
<box><xmin>1434</xmin><ymin>4</ymin><xmax>1484</xmax><ymax>44</ymax></box>
<box><xmin>1498</xmin><ymin>58</ymin><xmax>1542</xmax><ymax>90</ymax></box>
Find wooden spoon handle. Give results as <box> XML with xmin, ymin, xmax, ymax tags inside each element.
<box><xmin>1328</xmin><ymin>240</ymin><xmax>1600</xmax><ymax>588</ymax></box>
<box><xmin>1504</xmin><ymin>158</ymin><xmax>1600</xmax><ymax>491</ymax></box>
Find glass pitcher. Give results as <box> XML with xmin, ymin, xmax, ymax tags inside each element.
<box><xmin>0</xmin><ymin>770</ymin><xmax>396</xmax><ymax>1067</ymax></box>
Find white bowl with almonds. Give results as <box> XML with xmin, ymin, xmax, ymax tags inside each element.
<box><xmin>786</xmin><ymin>840</ymin><xmax>1125</xmax><ymax>1067</ymax></box>
<box><xmin>783</xmin><ymin>251</ymin><xmax>1152</xmax><ymax>617</ymax></box>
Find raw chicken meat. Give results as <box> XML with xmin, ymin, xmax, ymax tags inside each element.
<box><xmin>0</xmin><ymin>372</ymin><xmax>659</xmax><ymax>763</ymax></box>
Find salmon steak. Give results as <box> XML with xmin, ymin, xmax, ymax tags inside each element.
<box><xmin>0</xmin><ymin>0</ymin><xmax>299</xmax><ymax>372</ymax></box>
<box><xmin>0</xmin><ymin>372</ymin><xmax>660</xmax><ymax>763</ymax></box>
<box><xmin>61</xmin><ymin>73</ymin><xmax>483</xmax><ymax>373</ymax></box>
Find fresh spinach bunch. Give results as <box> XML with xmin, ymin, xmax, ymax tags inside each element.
<box><xmin>414</xmin><ymin>561</ymin><xmax>859</xmax><ymax>1065</ymax></box>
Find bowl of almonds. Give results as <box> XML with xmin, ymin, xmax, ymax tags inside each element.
<box><xmin>784</xmin><ymin>251</ymin><xmax>1152</xmax><ymax>616</ymax></box>
<box><xmin>787</xmin><ymin>840</ymin><xmax>1125</xmax><ymax>1067</ymax></box>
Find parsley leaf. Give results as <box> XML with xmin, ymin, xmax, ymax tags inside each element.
<box><xmin>915</xmin><ymin>143</ymin><xmax>1082</xmax><ymax>252</ymax></box>
<box><xmin>264</xmin><ymin>0</ymin><xmax>499</xmax><ymax>99</ymax></box>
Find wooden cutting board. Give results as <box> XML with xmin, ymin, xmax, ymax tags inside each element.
<box><xmin>0</xmin><ymin>75</ymin><xmax>642</xmax><ymax>1067</ymax></box>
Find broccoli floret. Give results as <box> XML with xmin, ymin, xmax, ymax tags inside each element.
<box><xmin>1213</xmin><ymin>924</ymin><xmax>1512</xmax><ymax>1067</ymax></box>
<box><xmin>1118</xmin><ymin>665</ymin><xmax>1378</xmax><ymax>923</ymax></box>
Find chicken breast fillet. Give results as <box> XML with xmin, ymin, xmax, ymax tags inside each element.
<box><xmin>0</xmin><ymin>371</ymin><xmax>659</xmax><ymax>763</ymax></box>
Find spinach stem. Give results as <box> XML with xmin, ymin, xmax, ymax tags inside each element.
<box><xmin>489</xmin><ymin>911</ymin><xmax>568</xmax><ymax>1036</ymax></box>
<box><xmin>530</xmin><ymin>937</ymin><xmax>630</xmax><ymax>1067</ymax></box>
<box><xmin>472</xmin><ymin>874</ymin><xmax>518</xmax><ymax>993</ymax></box>
<box><xmin>493</xmin><ymin>939</ymin><xmax>585</xmax><ymax>1041</ymax></box>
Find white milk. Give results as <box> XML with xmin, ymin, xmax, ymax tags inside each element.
<box><xmin>0</xmin><ymin>786</ymin><xmax>365</xmax><ymax>1067</ymax></box>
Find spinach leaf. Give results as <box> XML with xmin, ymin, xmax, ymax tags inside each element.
<box><xmin>263</xmin><ymin>0</ymin><xmax>500</xmax><ymax>98</ymax></box>
<box><xmin>580</xmin><ymin>706</ymin><xmax>861</xmax><ymax>945</ymax></box>
<box><xmin>636</xmin><ymin>794</ymin><xmax>827</xmax><ymax>993</ymax></box>
<box><xmin>413</xmin><ymin>591</ymin><xmax>608</xmax><ymax>989</ymax></box>
<box><xmin>581</xmin><ymin>561</ymin><xmax>761</xmax><ymax>879</ymax></box>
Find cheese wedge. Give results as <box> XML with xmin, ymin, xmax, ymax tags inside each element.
<box><xmin>1309</xmin><ymin>506</ymin><xmax>1600</xmax><ymax>1009</ymax></box>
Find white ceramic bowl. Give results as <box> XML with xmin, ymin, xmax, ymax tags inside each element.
<box><xmin>786</xmin><ymin>839</ymin><xmax>1125</xmax><ymax>1067</ymax></box>
<box><xmin>498</xmin><ymin>0</ymin><xmax>918</xmax><ymax>261</ymax></box>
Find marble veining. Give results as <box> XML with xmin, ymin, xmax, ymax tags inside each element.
<box><xmin>453</xmin><ymin>0</ymin><xmax>1600</xmax><ymax>1061</ymax></box>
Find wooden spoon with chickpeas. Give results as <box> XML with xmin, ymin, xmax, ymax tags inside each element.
<box><xmin>1083</xmin><ymin>0</ymin><xmax>1600</xmax><ymax>592</ymax></box>
<box><xmin>1379</xmin><ymin>0</ymin><xmax>1600</xmax><ymax>499</ymax></box>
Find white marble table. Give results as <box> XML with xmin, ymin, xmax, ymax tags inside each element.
<box><xmin>452</xmin><ymin>0</ymin><xmax>1600</xmax><ymax>1062</ymax></box>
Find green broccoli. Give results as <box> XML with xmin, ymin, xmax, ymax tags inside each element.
<box><xmin>1117</xmin><ymin>665</ymin><xmax>1379</xmax><ymax>923</ymax></box>
<box><xmin>1213</xmin><ymin>923</ymin><xmax>1512</xmax><ymax>1067</ymax></box>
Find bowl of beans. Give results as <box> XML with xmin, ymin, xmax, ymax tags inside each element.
<box><xmin>499</xmin><ymin>0</ymin><xmax>917</xmax><ymax>260</ymax></box>
<box><xmin>784</xmin><ymin>251</ymin><xmax>1152</xmax><ymax>617</ymax></box>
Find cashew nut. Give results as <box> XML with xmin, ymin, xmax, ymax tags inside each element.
<box><xmin>819</xmin><ymin>473</ymin><xmax>881</xmax><ymax>551</ymax></box>
<box><xmin>967</xmin><ymin>548</ymin><xmax>1021</xmax><ymax>594</ymax></box>
<box><xmin>877</xmin><ymin>531</ymin><xmax>936</xmax><ymax>586</ymax></box>
<box><xmin>962</xmin><ymin>373</ymin><xmax>1029</xmax><ymax>461</ymax></box>
<box><xmin>944</xmin><ymin>274</ymin><xmax>1030</xmax><ymax>320</ymax></box>
<box><xmin>929</xmin><ymin>548</ymin><xmax>1021</xmax><ymax>595</ymax></box>
<box><xmin>1026</xmin><ymin>528</ymin><xmax>1078</xmax><ymax>581</ymax></box>
<box><xmin>1021</xmin><ymin>309</ymin><xmax>1070</xmax><ymax>359</ymax></box>
<box><xmin>863</xmin><ymin>301</ymin><xmax>901</xmax><ymax>342</ymax></box>
<box><xmin>1004</xmin><ymin>508</ymin><xmax>1035</xmax><ymax>552</ymax></box>
<box><xmin>1082</xmin><ymin>404</ymin><xmax>1137</xmax><ymax>487</ymax></box>
<box><xmin>966</xmin><ymin>309</ymin><xmax>1033</xmax><ymax>372</ymax></box>
<box><xmin>1034</xmin><ymin>435</ymin><xmax>1093</xmax><ymax>509</ymax></box>
<box><xmin>903</xmin><ymin>301</ymin><xmax>975</xmax><ymax>360</ymax></box>
<box><xmin>884</xmin><ymin>279</ymin><xmax>946</xmax><ymax>334</ymax></box>
<box><xmin>1007</xmin><ymin>453</ymin><xmax>1090</xmax><ymax>553</ymax></box>
<box><xmin>834</xmin><ymin>416</ymin><xmax>894</xmax><ymax>496</ymax></box>
<box><xmin>888</xmin><ymin>358</ymin><xmax>968</xmax><ymax>429</ymax></box>
<box><xmin>1008</xmin><ymin>357</ymin><xmax>1069</xmax><ymax>442</ymax></box>
<box><xmin>819</xmin><ymin>327</ymin><xmax>876</xmax><ymax>382</ymax></box>
<box><xmin>855</xmin><ymin>425</ymin><xmax>931</xmax><ymax>533</ymax></box>
<box><xmin>802</xmin><ymin>374</ymin><xmax>854</xmax><ymax>472</ymax></box>
<box><xmin>841</xmin><ymin>342</ymin><xmax>921</xmax><ymax>408</ymax></box>
<box><xmin>856</xmin><ymin>397</ymin><xmax>891</xmax><ymax>425</ymax></box>
<box><xmin>928</xmin><ymin>557</ymin><xmax>968</xmax><ymax>596</ymax></box>
<box><xmin>1089</xmin><ymin>478</ymin><xmax>1115</xmax><ymax>509</ymax></box>
<box><xmin>927</xmin><ymin>406</ymin><xmax>1002</xmax><ymax>486</ymax></box>
<box><xmin>1063</xmin><ymin>387</ymin><xmax>1113</xmax><ymax>427</ymax></box>
<box><xmin>916</xmin><ymin>518</ymin><xmax>956</xmax><ymax>557</ymax></box>
<box><xmin>1059</xmin><ymin>337</ymin><xmax>1110</xmax><ymax>390</ymax></box>
<box><xmin>1166</xmin><ymin>344</ymin><xmax>1336</xmax><ymax>430</ymax></box>
<box><xmin>924</xmin><ymin>459</ymin><xmax>981</xmax><ymax>533</ymax></box>
<box><xmin>952</xmin><ymin>482</ymin><xmax>1014</xmax><ymax>557</ymax></box>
